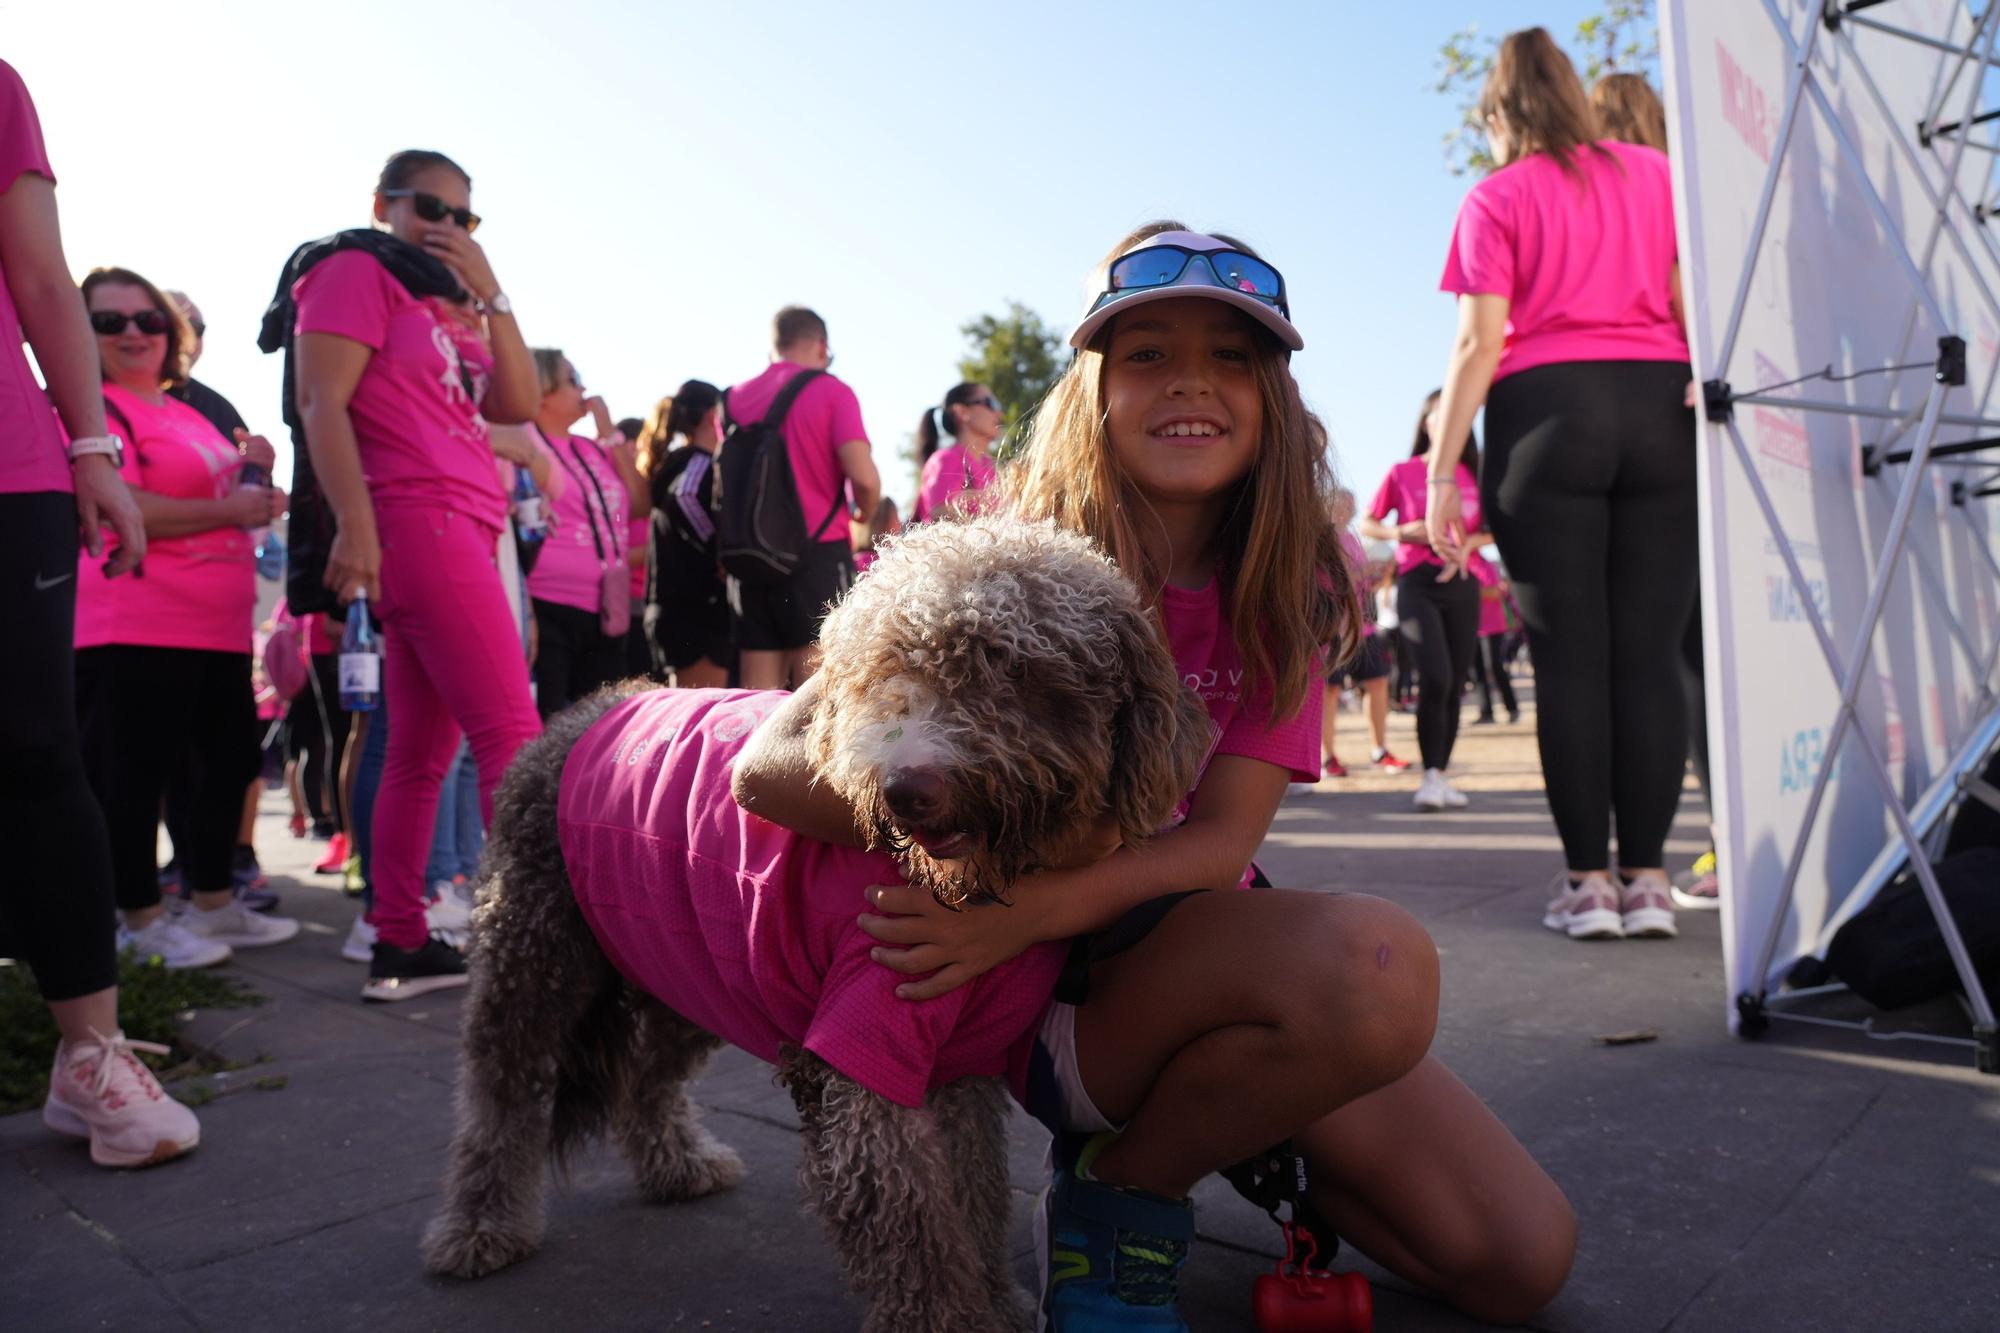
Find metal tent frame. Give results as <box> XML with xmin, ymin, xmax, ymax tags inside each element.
<box><xmin>1698</xmin><ymin>0</ymin><xmax>2000</xmax><ymax>1072</ymax></box>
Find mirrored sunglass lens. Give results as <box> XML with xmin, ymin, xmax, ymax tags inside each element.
<box><xmin>1109</xmin><ymin>248</ymin><xmax>1189</xmax><ymax>291</ymax></box>
<box><xmin>1212</xmin><ymin>253</ymin><xmax>1282</xmax><ymax>300</ymax></box>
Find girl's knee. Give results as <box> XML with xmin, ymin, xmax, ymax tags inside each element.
<box><xmin>1281</xmin><ymin>894</ymin><xmax>1439</xmax><ymax>1074</ymax></box>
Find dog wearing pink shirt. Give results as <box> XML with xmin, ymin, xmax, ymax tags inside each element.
<box><xmin>423</xmin><ymin>515</ymin><xmax>1211</xmax><ymax>1332</ymax></box>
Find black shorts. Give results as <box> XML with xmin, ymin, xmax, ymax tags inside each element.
<box><xmin>730</xmin><ymin>541</ymin><xmax>855</xmax><ymax>653</ymax></box>
<box><xmin>647</xmin><ymin>593</ymin><xmax>734</xmax><ymax>673</ymax></box>
<box><xmin>1330</xmin><ymin>634</ymin><xmax>1390</xmax><ymax>686</ymax></box>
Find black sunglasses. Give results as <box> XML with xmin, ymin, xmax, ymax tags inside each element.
<box><xmin>381</xmin><ymin>189</ymin><xmax>481</xmax><ymax>233</ymax></box>
<box><xmin>968</xmin><ymin>395</ymin><xmax>1001</xmax><ymax>412</ymax></box>
<box><xmin>90</xmin><ymin>309</ymin><xmax>172</xmax><ymax>337</ymax></box>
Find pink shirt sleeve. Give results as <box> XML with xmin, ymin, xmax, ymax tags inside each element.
<box><xmin>916</xmin><ymin>448</ymin><xmax>959</xmax><ymax>521</ymax></box>
<box><xmin>293</xmin><ymin>250</ymin><xmax>394</xmax><ymax>348</ymax></box>
<box><xmin>1440</xmin><ymin>185</ymin><xmax>1515</xmax><ymax>299</ymax></box>
<box><xmin>1367</xmin><ymin>469</ymin><xmax>1399</xmax><ymax>523</ymax></box>
<box><xmin>825</xmin><ymin>378</ymin><xmax>868</xmax><ymax>446</ymax></box>
<box><xmin>806</xmin><ymin>947</ymin><xmax>975</xmax><ymax>1108</ymax></box>
<box><xmin>1214</xmin><ymin>666</ymin><xmax>1323</xmax><ymax>782</ymax></box>
<box><xmin>0</xmin><ymin>60</ymin><xmax>52</xmax><ymax>194</ymax></box>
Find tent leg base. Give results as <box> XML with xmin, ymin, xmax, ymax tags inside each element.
<box><xmin>1736</xmin><ymin>992</ymin><xmax>1770</xmax><ymax>1037</ymax></box>
<box><xmin>1977</xmin><ymin>1025</ymin><xmax>1999</xmax><ymax>1075</ymax></box>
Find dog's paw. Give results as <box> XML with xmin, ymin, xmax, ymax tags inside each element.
<box><xmin>420</xmin><ymin>1211</ymin><xmax>541</xmax><ymax>1279</ymax></box>
<box><xmin>635</xmin><ymin>1139</ymin><xmax>745</xmax><ymax>1204</ymax></box>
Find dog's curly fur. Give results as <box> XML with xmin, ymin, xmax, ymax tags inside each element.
<box><xmin>424</xmin><ymin>516</ymin><xmax>1211</xmax><ymax>1332</ymax></box>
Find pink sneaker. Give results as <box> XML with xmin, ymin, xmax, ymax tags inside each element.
<box><xmin>1542</xmin><ymin>872</ymin><xmax>1624</xmax><ymax>939</ymax></box>
<box><xmin>1619</xmin><ymin>872</ymin><xmax>1679</xmax><ymax>939</ymax></box>
<box><xmin>43</xmin><ymin>1029</ymin><xmax>200</xmax><ymax>1168</ymax></box>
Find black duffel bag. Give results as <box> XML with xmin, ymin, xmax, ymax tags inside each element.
<box><xmin>1825</xmin><ymin>847</ymin><xmax>2000</xmax><ymax>1010</ymax></box>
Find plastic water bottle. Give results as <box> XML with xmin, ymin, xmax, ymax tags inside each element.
<box><xmin>339</xmin><ymin>591</ymin><xmax>381</xmax><ymax>712</ymax></box>
<box><xmin>513</xmin><ymin>465</ymin><xmax>547</xmax><ymax>544</ymax></box>
<box><xmin>239</xmin><ymin>463</ymin><xmax>285</xmax><ymax>580</ymax></box>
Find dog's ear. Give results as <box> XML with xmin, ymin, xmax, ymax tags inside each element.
<box><xmin>1107</xmin><ymin>603</ymin><xmax>1214</xmax><ymax>845</ymax></box>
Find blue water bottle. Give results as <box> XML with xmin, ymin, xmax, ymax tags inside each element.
<box><xmin>239</xmin><ymin>463</ymin><xmax>286</xmax><ymax>580</ymax></box>
<box><xmin>513</xmin><ymin>465</ymin><xmax>547</xmax><ymax>544</ymax></box>
<box><xmin>339</xmin><ymin>591</ymin><xmax>381</xmax><ymax>712</ymax></box>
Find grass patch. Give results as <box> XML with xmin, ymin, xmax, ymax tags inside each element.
<box><xmin>0</xmin><ymin>953</ymin><xmax>265</xmax><ymax>1116</ymax></box>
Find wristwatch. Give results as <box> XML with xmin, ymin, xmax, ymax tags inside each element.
<box><xmin>485</xmin><ymin>292</ymin><xmax>514</xmax><ymax>317</ymax></box>
<box><xmin>67</xmin><ymin>434</ymin><xmax>124</xmax><ymax>469</ymax></box>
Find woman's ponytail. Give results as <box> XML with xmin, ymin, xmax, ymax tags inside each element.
<box><xmin>916</xmin><ymin>407</ymin><xmax>943</xmax><ymax>462</ymax></box>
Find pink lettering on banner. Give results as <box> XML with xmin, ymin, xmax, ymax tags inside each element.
<box><xmin>1878</xmin><ymin>676</ymin><xmax>1906</xmax><ymax>768</ymax></box>
<box><xmin>1717</xmin><ymin>40</ymin><xmax>1774</xmax><ymax>163</ymax></box>
<box><xmin>1750</xmin><ymin>352</ymin><xmax>1811</xmax><ymax>477</ymax></box>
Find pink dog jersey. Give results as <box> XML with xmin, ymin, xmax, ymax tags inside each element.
<box><xmin>557</xmin><ymin>688</ymin><xmax>1067</xmax><ymax>1108</ymax></box>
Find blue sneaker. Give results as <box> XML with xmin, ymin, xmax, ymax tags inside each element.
<box><xmin>1036</xmin><ymin>1133</ymin><xmax>1193</xmax><ymax>1331</ymax></box>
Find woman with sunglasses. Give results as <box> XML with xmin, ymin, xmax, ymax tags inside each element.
<box><xmin>1428</xmin><ymin>30</ymin><xmax>1694</xmax><ymax>940</ymax></box>
<box><xmin>74</xmin><ymin>265</ymin><xmax>300</xmax><ymax>971</ymax></box>
<box><xmin>911</xmin><ymin>382</ymin><xmax>1002</xmax><ymax>522</ymax></box>
<box><xmin>292</xmin><ymin>148</ymin><xmax>542</xmax><ymax>1002</ymax></box>
<box><xmin>521</xmin><ymin>348</ymin><xmax>634</xmax><ymax>718</ymax></box>
<box><xmin>0</xmin><ymin>60</ymin><xmax>206</xmax><ymax>1168</ymax></box>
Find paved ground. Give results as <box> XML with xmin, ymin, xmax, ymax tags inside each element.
<box><xmin>6</xmin><ymin>687</ymin><xmax>1998</xmax><ymax>1331</ymax></box>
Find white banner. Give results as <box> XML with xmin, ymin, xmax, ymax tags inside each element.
<box><xmin>1661</xmin><ymin>0</ymin><xmax>2000</xmax><ymax>1023</ymax></box>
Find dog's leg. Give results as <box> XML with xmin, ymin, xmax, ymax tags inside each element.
<box><xmin>614</xmin><ymin>997</ymin><xmax>744</xmax><ymax>1202</ymax></box>
<box><xmin>780</xmin><ymin>1050</ymin><xmax>1013</xmax><ymax>1333</ymax></box>
<box><xmin>931</xmin><ymin>1078</ymin><xmax>1036</xmax><ymax>1332</ymax></box>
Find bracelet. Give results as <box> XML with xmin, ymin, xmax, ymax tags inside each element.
<box><xmin>1425</xmin><ymin>477</ymin><xmax>1458</xmax><ymax>487</ymax></box>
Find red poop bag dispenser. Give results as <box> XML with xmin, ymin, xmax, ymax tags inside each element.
<box><xmin>1224</xmin><ymin>1143</ymin><xmax>1374</xmax><ymax>1331</ymax></box>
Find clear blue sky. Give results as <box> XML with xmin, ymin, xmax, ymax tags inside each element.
<box><xmin>14</xmin><ymin>0</ymin><xmax>1616</xmax><ymax>505</ymax></box>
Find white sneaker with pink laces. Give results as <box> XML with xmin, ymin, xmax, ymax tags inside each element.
<box><xmin>1542</xmin><ymin>872</ymin><xmax>1624</xmax><ymax>939</ymax></box>
<box><xmin>1618</xmin><ymin>871</ymin><xmax>1679</xmax><ymax>939</ymax></box>
<box><xmin>43</xmin><ymin>1029</ymin><xmax>201</xmax><ymax>1168</ymax></box>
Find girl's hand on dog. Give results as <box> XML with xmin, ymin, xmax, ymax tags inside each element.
<box><xmin>860</xmin><ymin>881</ymin><xmax>1051</xmax><ymax>1001</ymax></box>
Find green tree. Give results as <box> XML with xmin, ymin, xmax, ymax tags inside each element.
<box><xmin>1435</xmin><ymin>2</ymin><xmax>1659</xmax><ymax>175</ymax></box>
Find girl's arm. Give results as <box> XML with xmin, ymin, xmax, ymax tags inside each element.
<box><xmin>732</xmin><ymin>677</ymin><xmax>869</xmax><ymax>847</ymax></box>
<box><xmin>295</xmin><ymin>331</ymin><xmax>380</xmax><ymax>603</ymax></box>
<box><xmin>1428</xmin><ymin>293</ymin><xmax>1508</xmax><ymax>548</ymax></box>
<box><xmin>858</xmin><ymin>754</ymin><xmax>1291</xmax><ymax>999</ymax></box>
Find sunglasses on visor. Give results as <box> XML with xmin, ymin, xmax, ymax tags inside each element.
<box><xmin>1092</xmin><ymin>245</ymin><xmax>1289</xmax><ymax>317</ymax></box>
<box><xmin>90</xmin><ymin>309</ymin><xmax>172</xmax><ymax>336</ymax></box>
<box><xmin>381</xmin><ymin>189</ymin><xmax>481</xmax><ymax>233</ymax></box>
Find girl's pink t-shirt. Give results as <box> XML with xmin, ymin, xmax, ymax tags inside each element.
<box><xmin>75</xmin><ymin>384</ymin><xmax>254</xmax><ymax>653</ymax></box>
<box><xmin>526</xmin><ymin>431</ymin><xmax>628</xmax><ymax>615</ymax></box>
<box><xmin>556</xmin><ymin>688</ymin><xmax>1067</xmax><ymax>1109</ymax></box>
<box><xmin>914</xmin><ymin>444</ymin><xmax>998</xmax><ymax>522</ymax></box>
<box><xmin>0</xmin><ymin>62</ymin><xmax>70</xmax><ymax>497</ymax></box>
<box><xmin>292</xmin><ymin>250</ymin><xmax>505</xmax><ymax>530</ymax></box>
<box><xmin>1370</xmin><ymin>457</ymin><xmax>1486</xmax><ymax>578</ymax></box>
<box><xmin>1440</xmin><ymin>140</ymin><xmax>1690</xmax><ymax>383</ymax></box>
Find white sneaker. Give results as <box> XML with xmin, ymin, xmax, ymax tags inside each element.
<box><xmin>423</xmin><ymin>880</ymin><xmax>474</xmax><ymax>934</ymax></box>
<box><xmin>1618</xmin><ymin>871</ymin><xmax>1679</xmax><ymax>939</ymax></box>
<box><xmin>1439</xmin><ymin>776</ymin><xmax>1470</xmax><ymax>808</ymax></box>
<box><xmin>1413</xmin><ymin>769</ymin><xmax>1450</xmax><ymax>811</ymax></box>
<box><xmin>44</xmin><ymin>1028</ymin><xmax>201</xmax><ymax>1168</ymax></box>
<box><xmin>121</xmin><ymin>915</ymin><xmax>232</xmax><ymax>969</ymax></box>
<box><xmin>341</xmin><ymin>914</ymin><xmax>377</xmax><ymax>963</ymax></box>
<box><xmin>1542</xmin><ymin>872</ymin><xmax>1625</xmax><ymax>939</ymax></box>
<box><xmin>181</xmin><ymin>900</ymin><xmax>300</xmax><ymax>949</ymax></box>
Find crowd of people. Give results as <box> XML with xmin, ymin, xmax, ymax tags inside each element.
<box><xmin>3</xmin><ymin>23</ymin><xmax>1717</xmax><ymax>1329</ymax></box>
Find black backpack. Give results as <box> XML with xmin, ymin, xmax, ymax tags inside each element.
<box><xmin>713</xmin><ymin>369</ymin><xmax>839</xmax><ymax>585</ymax></box>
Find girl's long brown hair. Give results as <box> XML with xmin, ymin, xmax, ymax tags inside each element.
<box><xmin>1003</xmin><ymin>220</ymin><xmax>1357</xmax><ymax>723</ymax></box>
<box><xmin>1480</xmin><ymin>27</ymin><xmax>1616</xmax><ymax>178</ymax></box>
<box><xmin>1591</xmin><ymin>72</ymin><xmax>1669</xmax><ymax>153</ymax></box>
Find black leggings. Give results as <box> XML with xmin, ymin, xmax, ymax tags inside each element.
<box><xmin>1483</xmin><ymin>359</ymin><xmax>1698</xmax><ymax>869</ymax></box>
<box><xmin>0</xmin><ymin>493</ymin><xmax>118</xmax><ymax>1000</ymax></box>
<box><xmin>531</xmin><ymin>597</ymin><xmax>626</xmax><ymax>719</ymax></box>
<box><xmin>287</xmin><ymin>654</ymin><xmax>352</xmax><ymax>828</ymax></box>
<box><xmin>77</xmin><ymin>645</ymin><xmax>260</xmax><ymax>911</ymax></box>
<box><xmin>1395</xmin><ymin>565</ymin><xmax>1480</xmax><ymax>771</ymax></box>
<box><xmin>1473</xmin><ymin>634</ymin><xmax>1519</xmax><ymax>719</ymax></box>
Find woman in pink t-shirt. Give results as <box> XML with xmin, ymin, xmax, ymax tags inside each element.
<box><xmin>1359</xmin><ymin>391</ymin><xmax>1492</xmax><ymax>811</ymax></box>
<box><xmin>74</xmin><ymin>266</ymin><xmax>301</xmax><ymax>968</ymax></box>
<box><xmin>911</xmin><ymin>382</ymin><xmax>1001</xmax><ymax>522</ymax></box>
<box><xmin>0</xmin><ymin>60</ymin><xmax>203</xmax><ymax>1169</ymax></box>
<box><xmin>292</xmin><ymin>149</ymin><xmax>543</xmax><ymax>1001</ymax></box>
<box><xmin>740</xmin><ymin>224</ymin><xmax>1573</xmax><ymax>1325</ymax></box>
<box><xmin>1428</xmin><ymin>28</ymin><xmax>1695</xmax><ymax>942</ymax></box>
<box><xmin>524</xmin><ymin>348</ymin><xmax>635</xmax><ymax>718</ymax></box>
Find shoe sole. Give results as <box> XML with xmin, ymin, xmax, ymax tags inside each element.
<box><xmin>1414</xmin><ymin>797</ymin><xmax>1445</xmax><ymax>811</ymax></box>
<box><xmin>44</xmin><ymin>1099</ymin><xmax>198</xmax><ymax>1168</ymax></box>
<box><xmin>1622</xmin><ymin>908</ymin><xmax>1679</xmax><ymax>938</ymax></box>
<box><xmin>191</xmin><ymin>923</ymin><xmax>300</xmax><ymax>949</ymax></box>
<box><xmin>1543</xmin><ymin>908</ymin><xmax>1625</xmax><ymax>939</ymax></box>
<box><xmin>1670</xmin><ymin>889</ymin><xmax>1723</xmax><ymax>911</ymax></box>
<box><xmin>361</xmin><ymin>972</ymin><xmax>470</xmax><ymax>1003</ymax></box>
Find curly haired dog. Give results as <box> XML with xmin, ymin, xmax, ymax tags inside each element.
<box><xmin>422</xmin><ymin>516</ymin><xmax>1213</xmax><ymax>1332</ymax></box>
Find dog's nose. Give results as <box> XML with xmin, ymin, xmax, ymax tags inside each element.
<box><xmin>883</xmin><ymin>768</ymin><xmax>947</xmax><ymax>827</ymax></box>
